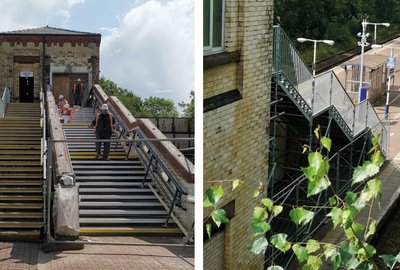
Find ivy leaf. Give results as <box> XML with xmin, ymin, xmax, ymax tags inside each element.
<box><xmin>321</xmin><ymin>137</ymin><xmax>332</xmax><ymax>152</ymax></box>
<box><xmin>252</xmin><ymin>219</ymin><xmax>271</xmax><ymax>237</ymax></box>
<box><xmin>272</xmin><ymin>205</ymin><xmax>283</xmax><ymax>217</ymax></box>
<box><xmin>307</xmin><ymin>152</ymin><xmax>328</xmax><ymax>180</ymax></box>
<box><xmin>266</xmin><ymin>266</ymin><xmax>284</xmax><ymax>270</ymax></box>
<box><xmin>352</xmin><ymin>163</ymin><xmax>370</xmax><ymax>185</ymax></box>
<box><xmin>323</xmin><ymin>244</ymin><xmax>337</xmax><ymax>259</ymax></box>
<box><xmin>249</xmin><ymin>237</ymin><xmax>269</xmax><ymax>255</ymax></box>
<box><xmin>253</xmin><ymin>207</ymin><xmax>268</xmax><ymax>221</ymax></box>
<box><xmin>232</xmin><ymin>179</ymin><xmax>241</xmax><ymax>191</ymax></box>
<box><xmin>380</xmin><ymin>255</ymin><xmax>396</xmax><ymax>267</ymax></box>
<box><xmin>292</xmin><ymin>243</ymin><xmax>308</xmax><ymax>263</ymax></box>
<box><xmin>327</xmin><ymin>207</ymin><xmax>342</xmax><ymax>229</ymax></box>
<box><xmin>331</xmin><ymin>253</ymin><xmax>342</xmax><ymax>270</ymax></box>
<box><xmin>261</xmin><ymin>198</ymin><xmax>273</xmax><ymax>212</ymax></box>
<box><xmin>253</xmin><ymin>190</ymin><xmax>260</xmax><ymax>198</ymax></box>
<box><xmin>203</xmin><ymin>197</ymin><xmax>214</xmax><ymax>208</ymax></box>
<box><xmin>367</xmin><ymin>179</ymin><xmax>382</xmax><ymax>200</ymax></box>
<box><xmin>270</xmin><ymin>233</ymin><xmax>291</xmax><ymax>253</ymax></box>
<box><xmin>371</xmin><ymin>150</ymin><xmax>384</xmax><ymax>167</ymax></box>
<box><xmin>365</xmin><ymin>220</ymin><xmax>376</xmax><ymax>240</ymax></box>
<box><xmin>205</xmin><ymin>223</ymin><xmax>211</xmax><ymax>239</ymax></box>
<box><xmin>205</xmin><ymin>185</ymin><xmax>224</xmax><ymax>206</ymax></box>
<box><xmin>363</xmin><ymin>243</ymin><xmax>376</xmax><ymax>258</ymax></box>
<box><xmin>340</xmin><ymin>242</ymin><xmax>360</xmax><ymax>268</ymax></box>
<box><xmin>345</xmin><ymin>191</ymin><xmax>358</xmax><ymax>206</ymax></box>
<box><xmin>305</xmin><ymin>239</ymin><xmax>320</xmax><ymax>254</ymax></box>
<box><xmin>366</xmin><ymin>163</ymin><xmax>379</xmax><ymax>177</ymax></box>
<box><xmin>328</xmin><ymin>196</ymin><xmax>337</xmax><ymax>206</ymax></box>
<box><xmin>211</xmin><ymin>209</ymin><xmax>229</xmax><ymax>227</ymax></box>
<box><xmin>307</xmin><ymin>176</ymin><xmax>331</xmax><ymax>197</ymax></box>
<box><xmin>289</xmin><ymin>208</ymin><xmax>315</xmax><ymax>226</ymax></box>
<box><xmin>314</xmin><ymin>126</ymin><xmax>320</xmax><ymax>140</ymax></box>
<box><xmin>303</xmin><ymin>255</ymin><xmax>322</xmax><ymax>270</ymax></box>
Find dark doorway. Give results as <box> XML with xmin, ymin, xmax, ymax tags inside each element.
<box><xmin>19</xmin><ymin>76</ymin><xmax>34</xmax><ymax>102</ymax></box>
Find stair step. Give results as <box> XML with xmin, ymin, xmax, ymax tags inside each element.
<box><xmin>0</xmin><ymin>221</ymin><xmax>43</xmax><ymax>228</ymax></box>
<box><xmin>74</xmin><ymin>166</ymin><xmax>144</xmax><ymax>170</ymax></box>
<box><xmin>0</xmin><ymin>174</ymin><xmax>42</xmax><ymax>180</ymax></box>
<box><xmin>0</xmin><ymin>181</ymin><xmax>43</xmax><ymax>186</ymax></box>
<box><xmin>79</xmin><ymin>227</ymin><xmax>181</xmax><ymax>234</ymax></box>
<box><xmin>76</xmin><ymin>176</ymin><xmax>146</xmax><ymax>181</ymax></box>
<box><xmin>80</xmin><ymin>195</ymin><xmax>155</xmax><ymax>200</ymax></box>
<box><xmin>79</xmin><ymin>218</ymin><xmax>174</xmax><ymax>224</ymax></box>
<box><xmin>71</xmin><ymin>160</ymin><xmax>140</xmax><ymax>165</ymax></box>
<box><xmin>79</xmin><ymin>210</ymin><xmax>166</xmax><ymax>216</ymax></box>
<box><xmin>79</xmin><ymin>188</ymin><xmax>151</xmax><ymax>193</ymax></box>
<box><xmin>0</xmin><ymin>230</ymin><xmax>41</xmax><ymax>241</ymax></box>
<box><xmin>80</xmin><ymin>201</ymin><xmax>162</xmax><ymax>207</ymax></box>
<box><xmin>0</xmin><ymin>161</ymin><xmax>41</xmax><ymax>166</ymax></box>
<box><xmin>0</xmin><ymin>146</ymin><xmax>41</xmax><ymax>150</ymax></box>
<box><xmin>0</xmin><ymin>196</ymin><xmax>43</xmax><ymax>201</ymax></box>
<box><xmin>0</xmin><ymin>188</ymin><xmax>42</xmax><ymax>193</ymax></box>
<box><xmin>0</xmin><ymin>167</ymin><xmax>42</xmax><ymax>172</ymax></box>
<box><xmin>76</xmin><ymin>171</ymin><xmax>145</xmax><ymax>175</ymax></box>
<box><xmin>78</xmin><ymin>182</ymin><xmax>146</xmax><ymax>187</ymax></box>
<box><xmin>0</xmin><ymin>203</ymin><xmax>43</xmax><ymax>209</ymax></box>
<box><xmin>0</xmin><ymin>212</ymin><xmax>43</xmax><ymax>218</ymax></box>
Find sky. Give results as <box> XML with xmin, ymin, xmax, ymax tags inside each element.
<box><xmin>0</xmin><ymin>0</ymin><xmax>194</xmax><ymax>104</ymax></box>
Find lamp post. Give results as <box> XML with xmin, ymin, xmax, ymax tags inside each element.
<box><xmin>357</xmin><ymin>20</ymin><xmax>370</xmax><ymax>103</ymax></box>
<box><xmin>371</xmin><ymin>44</ymin><xmax>398</xmax><ymax>118</ymax></box>
<box><xmin>371</xmin><ymin>22</ymin><xmax>390</xmax><ymax>46</ymax></box>
<box><xmin>297</xmin><ymin>38</ymin><xmax>334</xmax><ymax>112</ymax></box>
<box><xmin>297</xmin><ymin>38</ymin><xmax>335</xmax><ymax>78</ymax></box>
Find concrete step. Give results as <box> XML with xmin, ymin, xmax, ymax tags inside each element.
<box><xmin>0</xmin><ymin>212</ymin><xmax>43</xmax><ymax>218</ymax></box>
<box><xmin>79</xmin><ymin>218</ymin><xmax>174</xmax><ymax>225</ymax></box>
<box><xmin>0</xmin><ymin>187</ymin><xmax>42</xmax><ymax>193</ymax></box>
<box><xmin>0</xmin><ymin>196</ymin><xmax>43</xmax><ymax>201</ymax></box>
<box><xmin>79</xmin><ymin>209</ymin><xmax>167</xmax><ymax>216</ymax></box>
<box><xmin>0</xmin><ymin>203</ymin><xmax>43</xmax><ymax>209</ymax></box>
<box><xmin>79</xmin><ymin>227</ymin><xmax>181</xmax><ymax>235</ymax></box>
<box><xmin>0</xmin><ymin>180</ymin><xmax>43</xmax><ymax>186</ymax></box>
<box><xmin>0</xmin><ymin>221</ymin><xmax>43</xmax><ymax>228</ymax></box>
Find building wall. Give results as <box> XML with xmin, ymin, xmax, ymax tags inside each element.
<box><xmin>0</xmin><ymin>35</ymin><xmax>99</xmax><ymax>101</ymax></box>
<box><xmin>203</xmin><ymin>1</ymin><xmax>274</xmax><ymax>269</ymax></box>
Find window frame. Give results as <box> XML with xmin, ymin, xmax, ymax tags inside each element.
<box><xmin>203</xmin><ymin>0</ymin><xmax>225</xmax><ymax>55</ymax></box>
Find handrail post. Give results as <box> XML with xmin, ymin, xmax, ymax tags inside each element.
<box><xmin>163</xmin><ymin>189</ymin><xmax>180</xmax><ymax>228</ymax></box>
<box><xmin>143</xmin><ymin>155</ymin><xmax>154</xmax><ymax>188</ymax></box>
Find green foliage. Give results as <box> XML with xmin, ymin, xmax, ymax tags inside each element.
<box><xmin>289</xmin><ymin>208</ymin><xmax>315</xmax><ymax>226</ymax></box>
<box><xmin>274</xmin><ymin>0</ymin><xmax>400</xmax><ymax>64</ymax></box>
<box><xmin>99</xmin><ymin>76</ymin><xmax>183</xmax><ymax>117</ymax></box>
<box><xmin>178</xmin><ymin>90</ymin><xmax>194</xmax><ymax>119</ymax></box>
<box><xmin>249</xmin><ymin>237</ymin><xmax>269</xmax><ymax>255</ymax></box>
<box><xmin>270</xmin><ymin>233</ymin><xmax>291</xmax><ymax>253</ymax></box>
<box><xmin>211</xmin><ymin>209</ymin><xmax>229</xmax><ymax>227</ymax></box>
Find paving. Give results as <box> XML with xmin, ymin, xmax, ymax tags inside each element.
<box><xmin>0</xmin><ymin>236</ymin><xmax>194</xmax><ymax>270</ymax></box>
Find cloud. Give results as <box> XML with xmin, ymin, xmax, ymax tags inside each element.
<box><xmin>100</xmin><ymin>0</ymin><xmax>194</xmax><ymax>103</ymax></box>
<box><xmin>0</xmin><ymin>0</ymin><xmax>85</xmax><ymax>31</ymax></box>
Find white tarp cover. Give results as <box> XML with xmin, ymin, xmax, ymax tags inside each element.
<box><xmin>53</xmin><ymin>184</ymin><xmax>80</xmax><ymax>236</ymax></box>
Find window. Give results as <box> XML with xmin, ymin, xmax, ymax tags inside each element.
<box><xmin>204</xmin><ymin>0</ymin><xmax>224</xmax><ymax>54</ymax></box>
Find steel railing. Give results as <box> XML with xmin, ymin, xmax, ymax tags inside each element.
<box><xmin>40</xmin><ymin>89</ymin><xmax>48</xmax><ymax>235</ymax></box>
<box><xmin>273</xmin><ymin>25</ymin><xmax>388</xmax><ymax>155</ymax></box>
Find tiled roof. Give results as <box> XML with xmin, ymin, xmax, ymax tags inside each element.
<box><xmin>0</xmin><ymin>26</ymin><xmax>99</xmax><ymax>36</ymax></box>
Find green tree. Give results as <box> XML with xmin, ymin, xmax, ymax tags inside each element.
<box><xmin>142</xmin><ymin>96</ymin><xmax>179</xmax><ymax>117</ymax></box>
<box><xmin>179</xmin><ymin>90</ymin><xmax>194</xmax><ymax>119</ymax></box>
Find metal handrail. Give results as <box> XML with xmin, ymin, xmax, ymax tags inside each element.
<box><xmin>40</xmin><ymin>89</ymin><xmax>48</xmax><ymax>235</ymax></box>
<box><xmin>273</xmin><ymin>25</ymin><xmax>388</xmax><ymax>156</ymax></box>
<box><xmin>128</xmin><ymin>128</ymin><xmax>188</xmax><ymax>227</ymax></box>
<box><xmin>0</xmin><ymin>85</ymin><xmax>11</xmax><ymax>117</ymax></box>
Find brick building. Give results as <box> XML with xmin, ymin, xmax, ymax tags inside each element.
<box><xmin>203</xmin><ymin>0</ymin><xmax>274</xmax><ymax>269</ymax></box>
<box><xmin>0</xmin><ymin>26</ymin><xmax>100</xmax><ymax>103</ymax></box>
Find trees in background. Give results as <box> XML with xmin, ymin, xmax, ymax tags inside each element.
<box><xmin>274</xmin><ymin>0</ymin><xmax>400</xmax><ymax>62</ymax></box>
<box><xmin>99</xmin><ymin>77</ymin><xmax>183</xmax><ymax>118</ymax></box>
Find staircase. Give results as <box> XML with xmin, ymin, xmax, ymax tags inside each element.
<box><xmin>63</xmin><ymin>107</ymin><xmax>181</xmax><ymax>235</ymax></box>
<box><xmin>0</xmin><ymin>102</ymin><xmax>44</xmax><ymax>241</ymax></box>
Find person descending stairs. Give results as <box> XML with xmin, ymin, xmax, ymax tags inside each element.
<box><xmin>63</xmin><ymin>107</ymin><xmax>181</xmax><ymax>235</ymax></box>
<box><xmin>0</xmin><ymin>102</ymin><xmax>44</xmax><ymax>241</ymax></box>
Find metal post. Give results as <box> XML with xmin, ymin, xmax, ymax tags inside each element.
<box><xmin>385</xmin><ymin>47</ymin><xmax>394</xmax><ymax>118</ymax></box>
<box><xmin>358</xmin><ymin>20</ymin><xmax>367</xmax><ymax>103</ymax></box>
<box><xmin>373</xmin><ymin>24</ymin><xmax>377</xmax><ymax>53</ymax></box>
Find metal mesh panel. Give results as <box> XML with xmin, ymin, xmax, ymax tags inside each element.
<box><xmin>313</xmin><ymin>72</ymin><xmax>331</xmax><ymax>114</ymax></box>
<box><xmin>354</xmin><ymin>101</ymin><xmax>368</xmax><ymax>135</ymax></box>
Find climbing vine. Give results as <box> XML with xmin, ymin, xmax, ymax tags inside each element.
<box><xmin>204</xmin><ymin>126</ymin><xmax>400</xmax><ymax>269</ymax></box>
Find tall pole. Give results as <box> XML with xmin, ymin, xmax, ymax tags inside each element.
<box><xmin>385</xmin><ymin>47</ymin><xmax>394</xmax><ymax>118</ymax></box>
<box><xmin>312</xmin><ymin>40</ymin><xmax>317</xmax><ymax>78</ymax></box>
<box><xmin>373</xmin><ymin>24</ymin><xmax>377</xmax><ymax>54</ymax></box>
<box><xmin>358</xmin><ymin>20</ymin><xmax>367</xmax><ymax>103</ymax></box>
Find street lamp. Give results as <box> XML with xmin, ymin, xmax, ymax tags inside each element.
<box><xmin>370</xmin><ymin>22</ymin><xmax>390</xmax><ymax>46</ymax></box>
<box><xmin>297</xmin><ymin>38</ymin><xmax>335</xmax><ymax>77</ymax></box>
<box><xmin>371</xmin><ymin>44</ymin><xmax>398</xmax><ymax>118</ymax></box>
<box><xmin>357</xmin><ymin>20</ymin><xmax>390</xmax><ymax>103</ymax></box>
<box><xmin>297</xmin><ymin>38</ymin><xmax>335</xmax><ymax>111</ymax></box>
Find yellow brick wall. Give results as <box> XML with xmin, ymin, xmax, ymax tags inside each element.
<box><xmin>0</xmin><ymin>40</ymin><xmax>98</xmax><ymax>100</ymax></box>
<box><xmin>203</xmin><ymin>0</ymin><xmax>274</xmax><ymax>269</ymax></box>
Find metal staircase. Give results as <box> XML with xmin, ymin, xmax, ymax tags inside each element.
<box><xmin>272</xmin><ymin>25</ymin><xmax>387</xmax><ymax>154</ymax></box>
<box><xmin>63</xmin><ymin>108</ymin><xmax>181</xmax><ymax>235</ymax></box>
<box><xmin>0</xmin><ymin>102</ymin><xmax>44</xmax><ymax>241</ymax></box>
